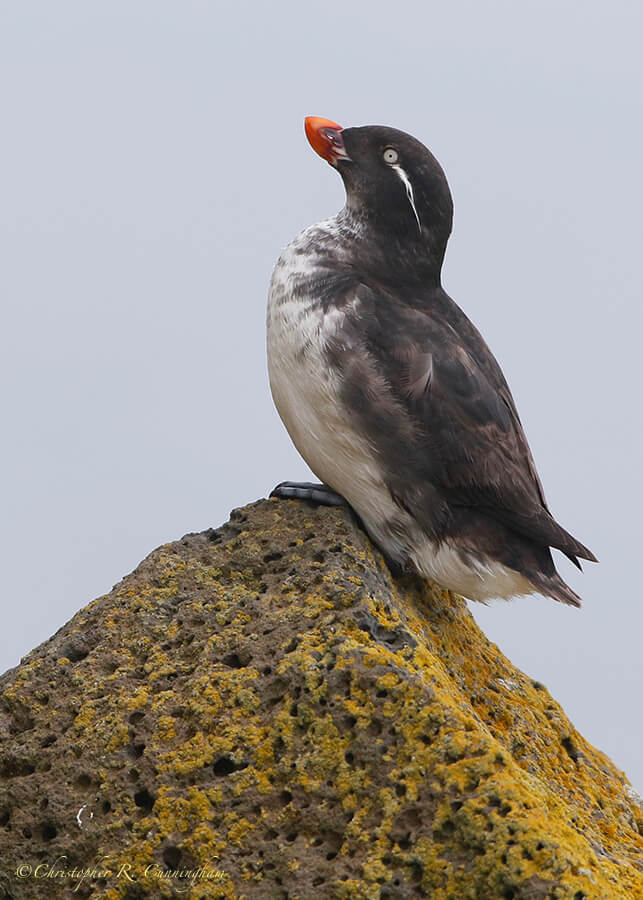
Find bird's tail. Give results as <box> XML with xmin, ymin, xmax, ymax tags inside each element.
<box><xmin>530</xmin><ymin>571</ymin><xmax>582</xmax><ymax>608</ymax></box>
<box><xmin>499</xmin><ymin>509</ymin><xmax>598</xmax><ymax>569</ymax></box>
<box><xmin>552</xmin><ymin>525</ymin><xmax>597</xmax><ymax>569</ymax></box>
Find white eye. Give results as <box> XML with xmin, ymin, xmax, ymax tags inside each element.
<box><xmin>383</xmin><ymin>147</ymin><xmax>399</xmax><ymax>164</ymax></box>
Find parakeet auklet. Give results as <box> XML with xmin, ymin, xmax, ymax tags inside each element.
<box><xmin>266</xmin><ymin>117</ymin><xmax>597</xmax><ymax>606</ymax></box>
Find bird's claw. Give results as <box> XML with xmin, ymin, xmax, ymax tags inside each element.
<box><xmin>270</xmin><ymin>481</ymin><xmax>348</xmax><ymax>507</ymax></box>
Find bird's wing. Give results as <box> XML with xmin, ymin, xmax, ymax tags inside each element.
<box><xmin>328</xmin><ymin>282</ymin><xmax>595</xmax><ymax>563</ymax></box>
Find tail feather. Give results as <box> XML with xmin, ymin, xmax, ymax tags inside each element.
<box><xmin>497</xmin><ymin>508</ymin><xmax>598</xmax><ymax>566</ymax></box>
<box><xmin>531</xmin><ymin>572</ymin><xmax>582</xmax><ymax>608</ymax></box>
<box><xmin>554</xmin><ymin>527</ymin><xmax>598</xmax><ymax>565</ymax></box>
<box><xmin>564</xmin><ymin>552</ymin><xmax>583</xmax><ymax>571</ymax></box>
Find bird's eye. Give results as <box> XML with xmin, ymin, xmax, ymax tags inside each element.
<box><xmin>383</xmin><ymin>147</ymin><xmax>399</xmax><ymax>164</ymax></box>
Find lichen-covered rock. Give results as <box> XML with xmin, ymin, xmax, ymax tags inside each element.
<box><xmin>0</xmin><ymin>499</ymin><xmax>641</xmax><ymax>900</ymax></box>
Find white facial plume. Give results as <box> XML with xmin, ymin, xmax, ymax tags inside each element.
<box><xmin>391</xmin><ymin>163</ymin><xmax>422</xmax><ymax>233</ymax></box>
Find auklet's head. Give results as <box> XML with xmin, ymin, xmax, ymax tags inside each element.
<box><xmin>304</xmin><ymin>116</ymin><xmax>454</xmax><ymax>280</ymax></box>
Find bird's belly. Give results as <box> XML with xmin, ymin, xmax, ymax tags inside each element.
<box><xmin>267</xmin><ymin>300</ymin><xmax>402</xmax><ymax>536</ymax></box>
<box><xmin>410</xmin><ymin>539</ymin><xmax>535</xmax><ymax>602</ymax></box>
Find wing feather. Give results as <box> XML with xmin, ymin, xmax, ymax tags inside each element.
<box><xmin>337</xmin><ymin>282</ymin><xmax>596</xmax><ymax>563</ymax></box>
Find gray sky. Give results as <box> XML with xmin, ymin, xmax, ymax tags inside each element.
<box><xmin>1</xmin><ymin>2</ymin><xmax>641</xmax><ymax>792</ymax></box>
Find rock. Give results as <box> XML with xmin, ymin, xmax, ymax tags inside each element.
<box><xmin>0</xmin><ymin>498</ymin><xmax>641</xmax><ymax>900</ymax></box>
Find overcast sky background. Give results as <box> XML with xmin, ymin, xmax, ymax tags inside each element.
<box><xmin>1</xmin><ymin>2</ymin><xmax>641</xmax><ymax>793</ymax></box>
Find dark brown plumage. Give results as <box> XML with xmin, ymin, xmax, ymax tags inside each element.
<box><xmin>268</xmin><ymin>119</ymin><xmax>597</xmax><ymax>606</ymax></box>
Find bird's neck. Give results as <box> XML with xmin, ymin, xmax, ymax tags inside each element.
<box><xmin>336</xmin><ymin>205</ymin><xmax>445</xmax><ymax>289</ymax></box>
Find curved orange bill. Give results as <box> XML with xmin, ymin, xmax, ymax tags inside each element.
<box><xmin>304</xmin><ymin>116</ymin><xmax>351</xmax><ymax>165</ymax></box>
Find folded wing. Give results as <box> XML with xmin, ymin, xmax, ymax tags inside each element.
<box><xmin>331</xmin><ymin>281</ymin><xmax>596</xmax><ymax>566</ymax></box>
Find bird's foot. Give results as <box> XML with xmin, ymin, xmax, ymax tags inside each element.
<box><xmin>270</xmin><ymin>481</ymin><xmax>348</xmax><ymax>507</ymax></box>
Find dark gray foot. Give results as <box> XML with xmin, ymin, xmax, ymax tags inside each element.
<box><xmin>270</xmin><ymin>481</ymin><xmax>348</xmax><ymax>507</ymax></box>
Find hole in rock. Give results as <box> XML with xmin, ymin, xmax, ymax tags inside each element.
<box><xmin>133</xmin><ymin>789</ymin><xmax>155</xmax><ymax>811</ymax></box>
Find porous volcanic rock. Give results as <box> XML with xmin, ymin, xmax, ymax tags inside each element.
<box><xmin>0</xmin><ymin>498</ymin><xmax>642</xmax><ymax>899</ymax></box>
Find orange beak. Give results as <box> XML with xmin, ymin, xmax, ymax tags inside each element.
<box><xmin>304</xmin><ymin>116</ymin><xmax>351</xmax><ymax>165</ymax></box>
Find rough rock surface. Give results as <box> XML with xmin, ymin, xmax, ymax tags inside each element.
<box><xmin>0</xmin><ymin>498</ymin><xmax>642</xmax><ymax>900</ymax></box>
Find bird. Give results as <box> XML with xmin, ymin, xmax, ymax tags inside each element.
<box><xmin>266</xmin><ymin>116</ymin><xmax>597</xmax><ymax>607</ymax></box>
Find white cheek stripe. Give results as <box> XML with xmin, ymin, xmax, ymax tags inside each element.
<box><xmin>392</xmin><ymin>164</ymin><xmax>422</xmax><ymax>233</ymax></box>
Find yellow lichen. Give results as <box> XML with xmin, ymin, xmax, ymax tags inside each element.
<box><xmin>1</xmin><ymin>499</ymin><xmax>641</xmax><ymax>900</ymax></box>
